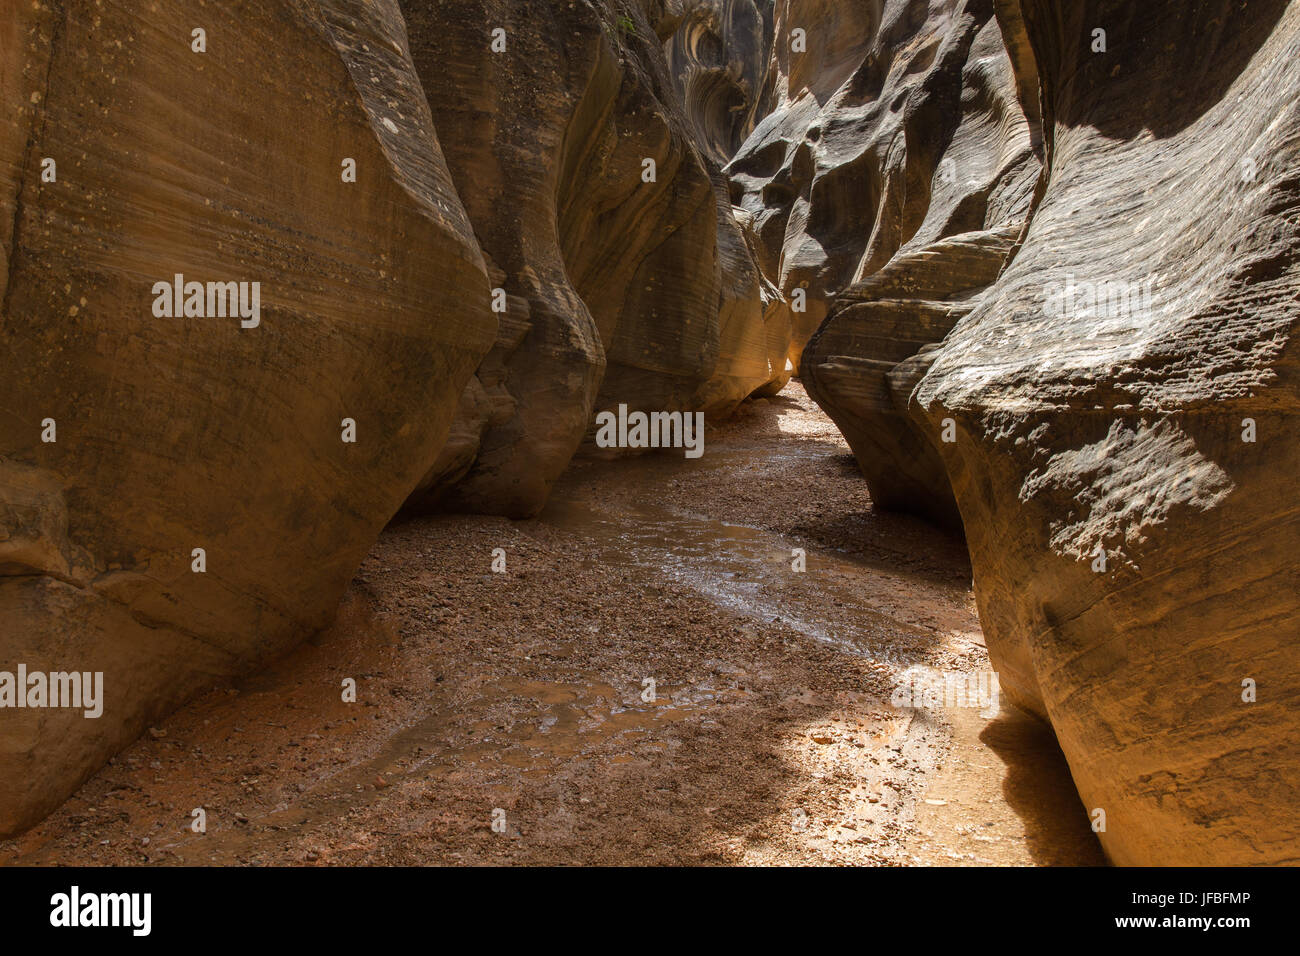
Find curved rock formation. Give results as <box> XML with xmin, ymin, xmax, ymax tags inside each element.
<box><xmin>400</xmin><ymin>0</ymin><xmax>621</xmax><ymax>517</ymax></box>
<box><xmin>2</xmin><ymin>0</ymin><xmax>799</xmax><ymax>836</ymax></box>
<box><xmin>735</xmin><ymin>0</ymin><xmax>1039</xmax><ymax>526</ymax></box>
<box><xmin>664</xmin><ymin>0</ymin><xmax>773</xmax><ymax>164</ymax></box>
<box><xmin>0</xmin><ymin>0</ymin><xmax>495</xmax><ymax>836</ymax></box>
<box><xmin>403</xmin><ymin>0</ymin><xmax>785</xmax><ymax>515</ymax></box>
<box><xmin>910</xmin><ymin>0</ymin><xmax>1300</xmax><ymax>864</ymax></box>
<box><xmin>727</xmin><ymin>0</ymin><xmax>1040</xmax><ymax>378</ymax></box>
<box><xmin>804</xmin><ymin>226</ymin><xmax>1020</xmax><ymax>530</ymax></box>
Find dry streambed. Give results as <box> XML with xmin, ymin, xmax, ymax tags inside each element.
<box><xmin>0</xmin><ymin>385</ymin><xmax>1103</xmax><ymax>866</ymax></box>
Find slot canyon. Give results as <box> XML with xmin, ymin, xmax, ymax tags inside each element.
<box><xmin>1</xmin><ymin>0</ymin><xmax>1297</xmax><ymax>869</ymax></box>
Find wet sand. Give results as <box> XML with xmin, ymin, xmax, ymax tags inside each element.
<box><xmin>0</xmin><ymin>383</ymin><xmax>1105</xmax><ymax>866</ymax></box>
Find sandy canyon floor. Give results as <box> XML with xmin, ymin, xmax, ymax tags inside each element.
<box><xmin>1</xmin><ymin>383</ymin><xmax>1105</xmax><ymax>866</ymax></box>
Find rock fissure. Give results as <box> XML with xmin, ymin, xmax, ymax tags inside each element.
<box><xmin>0</xmin><ymin>0</ymin><xmax>1295</xmax><ymax>868</ymax></box>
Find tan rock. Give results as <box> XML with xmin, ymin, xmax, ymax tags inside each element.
<box><xmin>804</xmin><ymin>227</ymin><xmax>1021</xmax><ymax>530</ymax></box>
<box><xmin>728</xmin><ymin>0</ymin><xmax>1039</xmax><ymax>369</ymax></box>
<box><xmin>404</xmin><ymin>0</ymin><xmax>780</xmax><ymax>513</ymax></box>
<box><xmin>664</xmin><ymin>0</ymin><xmax>773</xmax><ymax>165</ymax></box>
<box><xmin>0</xmin><ymin>0</ymin><xmax>495</xmax><ymax>836</ymax></box>
<box><xmin>912</xmin><ymin>0</ymin><xmax>1300</xmax><ymax>864</ymax></box>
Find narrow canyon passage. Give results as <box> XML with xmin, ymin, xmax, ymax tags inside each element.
<box><xmin>0</xmin><ymin>386</ymin><xmax>1103</xmax><ymax>866</ymax></box>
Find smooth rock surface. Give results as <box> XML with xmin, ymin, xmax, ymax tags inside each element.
<box><xmin>664</xmin><ymin>0</ymin><xmax>773</xmax><ymax>164</ymax></box>
<box><xmin>804</xmin><ymin>226</ymin><xmax>1021</xmax><ymax>530</ymax></box>
<box><xmin>911</xmin><ymin>0</ymin><xmax>1300</xmax><ymax>865</ymax></box>
<box><xmin>404</xmin><ymin>0</ymin><xmax>783</xmax><ymax>514</ymax></box>
<box><xmin>727</xmin><ymin>0</ymin><xmax>1039</xmax><ymax>375</ymax></box>
<box><xmin>0</xmin><ymin>0</ymin><xmax>495</xmax><ymax>836</ymax></box>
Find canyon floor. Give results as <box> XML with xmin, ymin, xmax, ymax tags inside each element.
<box><xmin>0</xmin><ymin>383</ymin><xmax>1105</xmax><ymax>866</ymax></box>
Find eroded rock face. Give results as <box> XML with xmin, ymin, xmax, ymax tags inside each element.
<box><xmin>804</xmin><ymin>226</ymin><xmax>1021</xmax><ymax>530</ymax></box>
<box><xmin>400</xmin><ymin>0</ymin><xmax>617</xmax><ymax>517</ymax></box>
<box><xmin>732</xmin><ymin>0</ymin><xmax>1039</xmax><ymax>526</ymax></box>
<box><xmin>666</xmin><ymin>0</ymin><xmax>791</xmax><ymax>413</ymax></box>
<box><xmin>402</xmin><ymin>0</ymin><xmax>786</xmax><ymax>516</ymax></box>
<box><xmin>1</xmin><ymin>0</ymin><xmax>792</xmax><ymax>833</ymax></box>
<box><xmin>910</xmin><ymin>0</ymin><xmax>1300</xmax><ymax>864</ymax></box>
<box><xmin>0</xmin><ymin>0</ymin><xmax>495</xmax><ymax>837</ymax></box>
<box><xmin>664</xmin><ymin>0</ymin><xmax>773</xmax><ymax>164</ymax></box>
<box><xmin>727</xmin><ymin>0</ymin><xmax>1040</xmax><ymax>378</ymax></box>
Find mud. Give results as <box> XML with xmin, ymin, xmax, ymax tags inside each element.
<box><xmin>0</xmin><ymin>383</ymin><xmax>1105</xmax><ymax>866</ymax></box>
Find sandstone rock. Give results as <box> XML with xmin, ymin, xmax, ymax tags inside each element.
<box><xmin>403</xmin><ymin>0</ymin><xmax>781</xmax><ymax>514</ymax></box>
<box><xmin>664</xmin><ymin>0</ymin><xmax>774</xmax><ymax>164</ymax></box>
<box><xmin>400</xmin><ymin>0</ymin><xmax>614</xmax><ymax>517</ymax></box>
<box><xmin>910</xmin><ymin>0</ymin><xmax>1300</xmax><ymax>864</ymax></box>
<box><xmin>688</xmin><ymin>174</ymin><xmax>777</xmax><ymax>416</ymax></box>
<box><xmin>804</xmin><ymin>227</ymin><xmax>1021</xmax><ymax>530</ymax></box>
<box><xmin>0</xmin><ymin>0</ymin><xmax>495</xmax><ymax>837</ymax></box>
<box><xmin>727</xmin><ymin>0</ymin><xmax>1039</xmax><ymax>370</ymax></box>
<box><xmin>740</xmin><ymin>0</ymin><xmax>1037</xmax><ymax>527</ymax></box>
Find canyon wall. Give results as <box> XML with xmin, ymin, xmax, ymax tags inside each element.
<box><xmin>906</xmin><ymin>0</ymin><xmax>1300</xmax><ymax>865</ymax></box>
<box><xmin>0</xmin><ymin>0</ymin><xmax>496</xmax><ymax>835</ymax></box>
<box><xmin>664</xmin><ymin>0</ymin><xmax>774</xmax><ymax>165</ymax></box>
<box><xmin>726</xmin><ymin>0</ymin><xmax>1039</xmax><ymax>526</ymax></box>
<box><xmin>727</xmin><ymin>0</ymin><xmax>1298</xmax><ymax>864</ymax></box>
<box><xmin>404</xmin><ymin>0</ymin><xmax>786</xmax><ymax>517</ymax></box>
<box><xmin>0</xmin><ymin>0</ymin><xmax>783</xmax><ymax>834</ymax></box>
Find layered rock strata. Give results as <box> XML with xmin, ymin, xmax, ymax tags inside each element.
<box><xmin>910</xmin><ymin>0</ymin><xmax>1300</xmax><ymax>864</ymax></box>
<box><xmin>0</xmin><ymin>0</ymin><xmax>495</xmax><ymax>835</ymax></box>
